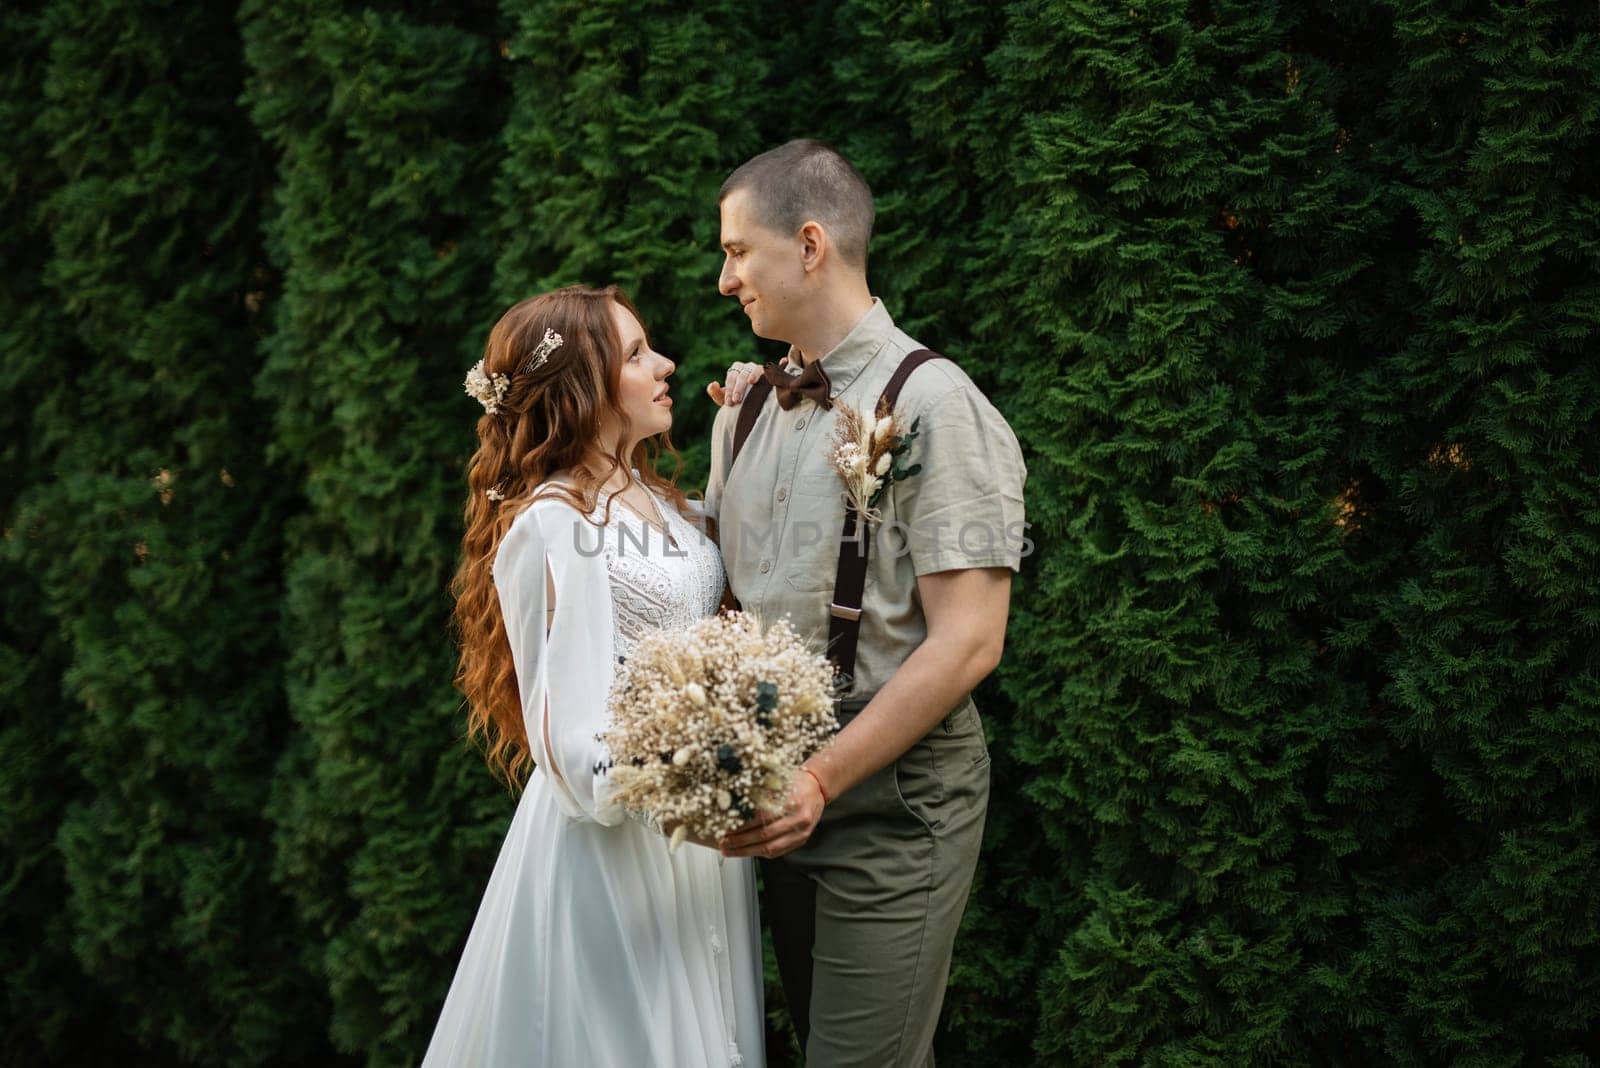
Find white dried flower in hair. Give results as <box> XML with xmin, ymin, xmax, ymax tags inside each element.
<box><xmin>522</xmin><ymin>328</ymin><xmax>564</xmax><ymax>373</ymax></box>
<box><xmin>464</xmin><ymin>359</ymin><xmax>510</xmax><ymax>414</ymax></box>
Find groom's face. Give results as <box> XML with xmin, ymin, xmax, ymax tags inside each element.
<box><xmin>718</xmin><ymin>189</ymin><xmax>806</xmax><ymax>344</ymax></box>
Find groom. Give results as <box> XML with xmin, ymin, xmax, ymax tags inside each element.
<box><xmin>704</xmin><ymin>140</ymin><xmax>1027</xmax><ymax>1066</ymax></box>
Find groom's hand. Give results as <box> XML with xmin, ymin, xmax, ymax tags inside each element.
<box><xmin>718</xmin><ymin>768</ymin><xmax>826</xmax><ymax>859</ymax></box>
<box><xmin>705</xmin><ymin>361</ymin><xmax>764</xmax><ymax>407</ymax></box>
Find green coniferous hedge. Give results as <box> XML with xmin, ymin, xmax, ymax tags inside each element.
<box><xmin>0</xmin><ymin>5</ymin><xmax>134</xmax><ymax>1065</ymax></box>
<box><xmin>239</xmin><ymin>1</ymin><xmax>509</xmax><ymax>1062</ymax></box>
<box><xmin>5</xmin><ymin>1</ymin><xmax>315</xmax><ymax>1063</ymax></box>
<box><xmin>2</xmin><ymin>1</ymin><xmax>1596</xmax><ymax>1064</ymax></box>
<box><xmin>1341</xmin><ymin>4</ymin><xmax>1600</xmax><ymax>1060</ymax></box>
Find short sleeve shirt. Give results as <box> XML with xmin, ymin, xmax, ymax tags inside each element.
<box><xmin>704</xmin><ymin>299</ymin><xmax>1028</xmax><ymax>697</ymax></box>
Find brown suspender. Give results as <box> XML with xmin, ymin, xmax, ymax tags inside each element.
<box><xmin>730</xmin><ymin>368</ymin><xmax>773</xmax><ymax>464</ymax></box>
<box><xmin>727</xmin><ymin>349</ymin><xmax>947</xmax><ymax>693</ymax></box>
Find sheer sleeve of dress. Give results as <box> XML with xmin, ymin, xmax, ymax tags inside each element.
<box><xmin>493</xmin><ymin>496</ymin><xmax>623</xmax><ymax>825</ymax></box>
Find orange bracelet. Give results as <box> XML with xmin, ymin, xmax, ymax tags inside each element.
<box><xmin>801</xmin><ymin>767</ymin><xmax>830</xmax><ymax>805</ymax></box>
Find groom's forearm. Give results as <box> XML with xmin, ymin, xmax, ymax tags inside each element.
<box><xmin>720</xmin><ymin>567</ymin><xmax>1010</xmax><ymax>859</ymax></box>
<box><xmin>805</xmin><ymin>567</ymin><xmax>1011</xmax><ymax>802</ymax></box>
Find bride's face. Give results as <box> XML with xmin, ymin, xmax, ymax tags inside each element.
<box><xmin>601</xmin><ymin>301</ymin><xmax>675</xmax><ymax>451</ymax></box>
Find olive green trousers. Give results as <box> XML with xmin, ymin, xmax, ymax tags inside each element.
<box><xmin>761</xmin><ymin>696</ymin><xmax>991</xmax><ymax>1067</ymax></box>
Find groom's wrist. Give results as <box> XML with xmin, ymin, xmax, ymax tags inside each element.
<box><xmin>801</xmin><ymin>766</ymin><xmax>830</xmax><ymax>807</ymax></box>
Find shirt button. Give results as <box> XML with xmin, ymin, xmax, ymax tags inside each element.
<box><xmin>795</xmin><ymin>418</ymin><xmax>807</xmax><ymax>430</ymax></box>
<box><xmin>776</xmin><ymin>487</ymin><xmax>787</xmax><ymax>502</ymax></box>
<box><xmin>760</xmin><ymin>560</ymin><xmax>771</xmax><ymax>574</ymax></box>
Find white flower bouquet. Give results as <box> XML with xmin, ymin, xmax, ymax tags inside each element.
<box><xmin>602</xmin><ymin>612</ymin><xmax>839</xmax><ymax>850</ymax></box>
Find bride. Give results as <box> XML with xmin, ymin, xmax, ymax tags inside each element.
<box><xmin>425</xmin><ymin>284</ymin><xmax>763</xmax><ymax>1067</ymax></box>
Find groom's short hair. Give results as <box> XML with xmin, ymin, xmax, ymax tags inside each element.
<box><xmin>720</xmin><ymin>140</ymin><xmax>874</xmax><ymax>269</ymax></box>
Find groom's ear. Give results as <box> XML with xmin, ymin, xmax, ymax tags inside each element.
<box><xmin>797</xmin><ymin>220</ymin><xmax>829</xmax><ymax>274</ymax></box>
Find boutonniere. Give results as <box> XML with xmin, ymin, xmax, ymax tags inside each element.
<box><xmin>828</xmin><ymin>401</ymin><xmax>923</xmax><ymax>524</ymax></box>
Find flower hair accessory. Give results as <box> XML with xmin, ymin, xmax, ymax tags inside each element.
<box><xmin>522</xmin><ymin>328</ymin><xmax>563</xmax><ymax>373</ymax></box>
<box><xmin>463</xmin><ymin>360</ymin><xmax>510</xmax><ymax>415</ymax></box>
<box><xmin>462</xmin><ymin>328</ymin><xmax>563</xmax><ymax>416</ymax></box>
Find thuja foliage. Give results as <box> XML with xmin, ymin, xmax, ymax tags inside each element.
<box><xmin>1337</xmin><ymin>3</ymin><xmax>1600</xmax><ymax>1060</ymax></box>
<box><xmin>2</xmin><ymin>0</ymin><xmax>1596</xmax><ymax>1064</ymax></box>
<box><xmin>964</xmin><ymin>0</ymin><xmax>1600</xmax><ymax>1063</ymax></box>
<box><xmin>239</xmin><ymin>0</ymin><xmax>507</xmax><ymax>1062</ymax></box>
<box><xmin>0</xmin><ymin>5</ymin><xmax>133</xmax><ymax>1066</ymax></box>
<box><xmin>3</xmin><ymin>0</ymin><xmax>316</xmax><ymax>1064</ymax></box>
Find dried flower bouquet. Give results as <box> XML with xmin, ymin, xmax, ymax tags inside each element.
<box><xmin>602</xmin><ymin>612</ymin><xmax>839</xmax><ymax>850</ymax></box>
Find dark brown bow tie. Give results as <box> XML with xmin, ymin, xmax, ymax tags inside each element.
<box><xmin>762</xmin><ymin>359</ymin><xmax>833</xmax><ymax>411</ymax></box>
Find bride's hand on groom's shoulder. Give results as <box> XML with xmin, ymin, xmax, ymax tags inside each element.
<box><xmin>705</xmin><ymin>362</ymin><xmax>765</xmax><ymax>407</ymax></box>
<box><xmin>717</xmin><ymin>769</ymin><xmax>826</xmax><ymax>860</ymax></box>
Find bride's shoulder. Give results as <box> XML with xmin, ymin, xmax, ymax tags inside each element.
<box><xmin>495</xmin><ymin>489</ymin><xmax>603</xmax><ymax>579</ymax></box>
<box><xmin>501</xmin><ymin>484</ymin><xmax>588</xmax><ymax>535</ymax></box>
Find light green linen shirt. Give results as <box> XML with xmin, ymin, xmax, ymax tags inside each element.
<box><xmin>705</xmin><ymin>299</ymin><xmax>1028</xmax><ymax>697</ymax></box>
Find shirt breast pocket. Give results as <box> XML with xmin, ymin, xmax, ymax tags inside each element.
<box><xmin>793</xmin><ymin>463</ymin><xmax>844</xmax><ymax>500</ymax></box>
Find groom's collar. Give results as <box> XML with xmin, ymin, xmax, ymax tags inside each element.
<box><xmin>782</xmin><ymin>298</ymin><xmax>893</xmax><ymax>400</ymax></box>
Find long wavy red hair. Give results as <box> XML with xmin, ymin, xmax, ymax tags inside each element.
<box><xmin>450</xmin><ymin>284</ymin><xmax>691</xmax><ymax>791</ymax></box>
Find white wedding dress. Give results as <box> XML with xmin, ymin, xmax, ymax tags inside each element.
<box><xmin>423</xmin><ymin>482</ymin><xmax>764</xmax><ymax>1068</ymax></box>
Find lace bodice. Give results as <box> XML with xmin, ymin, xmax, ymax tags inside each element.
<box><xmin>586</xmin><ymin>486</ymin><xmax>725</xmax><ymax>662</ymax></box>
